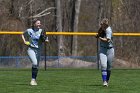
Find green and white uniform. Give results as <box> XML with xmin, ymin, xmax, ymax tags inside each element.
<box><xmin>99</xmin><ymin>26</ymin><xmax>114</xmax><ymax>82</ymax></box>
<box><xmin>23</xmin><ymin>28</ymin><xmax>44</xmax><ymax>66</ymax></box>
<box><xmin>23</xmin><ymin>28</ymin><xmax>46</xmax><ymax>80</ymax></box>
<box><xmin>99</xmin><ymin>26</ymin><xmax>114</xmax><ymax>70</ymax></box>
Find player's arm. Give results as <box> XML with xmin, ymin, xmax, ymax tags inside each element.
<box><xmin>99</xmin><ymin>37</ymin><xmax>109</xmax><ymax>42</ymax></box>
<box><xmin>21</xmin><ymin>32</ymin><xmax>30</xmax><ymax>46</ymax></box>
<box><xmin>95</xmin><ymin>27</ymin><xmax>102</xmax><ymax>38</ymax></box>
<box><xmin>99</xmin><ymin>28</ymin><xmax>112</xmax><ymax>42</ymax></box>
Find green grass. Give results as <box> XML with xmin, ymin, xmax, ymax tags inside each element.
<box><xmin>0</xmin><ymin>68</ymin><xmax>140</xmax><ymax>93</ymax></box>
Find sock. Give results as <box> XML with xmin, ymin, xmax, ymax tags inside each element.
<box><xmin>102</xmin><ymin>70</ymin><xmax>107</xmax><ymax>81</ymax></box>
<box><xmin>32</xmin><ymin>67</ymin><xmax>38</xmax><ymax>80</ymax></box>
<box><xmin>107</xmin><ymin>70</ymin><xmax>111</xmax><ymax>82</ymax></box>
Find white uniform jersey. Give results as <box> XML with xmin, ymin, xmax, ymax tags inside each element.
<box><xmin>100</xmin><ymin>26</ymin><xmax>113</xmax><ymax>48</ymax></box>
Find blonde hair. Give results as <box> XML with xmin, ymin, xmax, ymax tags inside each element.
<box><xmin>100</xmin><ymin>18</ymin><xmax>109</xmax><ymax>26</ymax></box>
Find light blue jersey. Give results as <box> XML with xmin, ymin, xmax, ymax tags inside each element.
<box><xmin>100</xmin><ymin>26</ymin><xmax>113</xmax><ymax>48</ymax></box>
<box><xmin>23</xmin><ymin>28</ymin><xmax>43</xmax><ymax>48</ymax></box>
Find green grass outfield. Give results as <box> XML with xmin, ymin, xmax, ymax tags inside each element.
<box><xmin>0</xmin><ymin>68</ymin><xmax>140</xmax><ymax>93</ymax></box>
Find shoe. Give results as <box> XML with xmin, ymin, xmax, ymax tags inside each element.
<box><xmin>103</xmin><ymin>81</ymin><xmax>108</xmax><ymax>87</ymax></box>
<box><xmin>30</xmin><ymin>79</ymin><xmax>37</xmax><ymax>86</ymax></box>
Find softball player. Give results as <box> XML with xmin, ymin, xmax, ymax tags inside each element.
<box><xmin>96</xmin><ymin>18</ymin><xmax>114</xmax><ymax>87</ymax></box>
<box><xmin>21</xmin><ymin>19</ymin><xmax>48</xmax><ymax>86</ymax></box>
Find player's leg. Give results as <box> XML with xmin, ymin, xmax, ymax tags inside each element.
<box><xmin>27</xmin><ymin>47</ymin><xmax>38</xmax><ymax>85</ymax></box>
<box><xmin>36</xmin><ymin>49</ymin><xmax>41</xmax><ymax>67</ymax></box>
<box><xmin>107</xmin><ymin>48</ymin><xmax>114</xmax><ymax>83</ymax></box>
<box><xmin>34</xmin><ymin>49</ymin><xmax>41</xmax><ymax>80</ymax></box>
<box><xmin>100</xmin><ymin>51</ymin><xmax>108</xmax><ymax>86</ymax></box>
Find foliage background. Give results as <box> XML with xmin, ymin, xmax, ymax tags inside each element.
<box><xmin>0</xmin><ymin>0</ymin><xmax>139</xmax><ymax>66</ymax></box>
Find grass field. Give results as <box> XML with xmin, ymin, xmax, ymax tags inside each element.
<box><xmin>0</xmin><ymin>68</ymin><xmax>140</xmax><ymax>93</ymax></box>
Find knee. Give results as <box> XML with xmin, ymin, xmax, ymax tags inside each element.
<box><xmin>101</xmin><ymin>64</ymin><xmax>107</xmax><ymax>70</ymax></box>
<box><xmin>32</xmin><ymin>64</ymin><xmax>38</xmax><ymax>69</ymax></box>
<box><xmin>107</xmin><ymin>67</ymin><xmax>111</xmax><ymax>71</ymax></box>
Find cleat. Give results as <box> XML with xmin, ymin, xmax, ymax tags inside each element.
<box><xmin>103</xmin><ymin>81</ymin><xmax>108</xmax><ymax>87</ymax></box>
<box><xmin>30</xmin><ymin>79</ymin><xmax>37</xmax><ymax>86</ymax></box>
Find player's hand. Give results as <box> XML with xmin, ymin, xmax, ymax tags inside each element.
<box><xmin>45</xmin><ymin>37</ymin><xmax>49</xmax><ymax>43</ymax></box>
<box><xmin>45</xmin><ymin>39</ymin><xmax>49</xmax><ymax>43</ymax></box>
<box><xmin>95</xmin><ymin>34</ymin><xmax>99</xmax><ymax>38</ymax></box>
<box><xmin>25</xmin><ymin>41</ymin><xmax>30</xmax><ymax>45</ymax></box>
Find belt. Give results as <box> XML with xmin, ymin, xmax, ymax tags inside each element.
<box><xmin>101</xmin><ymin>46</ymin><xmax>113</xmax><ymax>49</ymax></box>
<box><xmin>29</xmin><ymin>46</ymin><xmax>39</xmax><ymax>49</ymax></box>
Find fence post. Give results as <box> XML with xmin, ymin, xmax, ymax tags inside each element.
<box><xmin>44</xmin><ymin>42</ymin><xmax>47</xmax><ymax>71</ymax></box>
<box><xmin>16</xmin><ymin>57</ymin><xmax>20</xmax><ymax>68</ymax></box>
<box><xmin>97</xmin><ymin>38</ymin><xmax>100</xmax><ymax>70</ymax></box>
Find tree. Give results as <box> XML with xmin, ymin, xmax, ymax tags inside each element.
<box><xmin>55</xmin><ymin>0</ymin><xmax>65</xmax><ymax>56</ymax></box>
<box><xmin>72</xmin><ymin>0</ymin><xmax>81</xmax><ymax>56</ymax></box>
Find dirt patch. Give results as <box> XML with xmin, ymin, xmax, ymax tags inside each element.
<box><xmin>113</xmin><ymin>58</ymin><xmax>140</xmax><ymax>68</ymax></box>
<box><xmin>1</xmin><ymin>57</ymin><xmax>139</xmax><ymax>68</ymax></box>
<box><xmin>41</xmin><ymin>58</ymin><xmax>97</xmax><ymax>68</ymax></box>
<box><xmin>40</xmin><ymin>58</ymin><xmax>140</xmax><ymax>69</ymax></box>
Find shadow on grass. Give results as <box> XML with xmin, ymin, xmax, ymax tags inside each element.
<box><xmin>85</xmin><ymin>84</ymin><xmax>102</xmax><ymax>87</ymax></box>
<box><xmin>14</xmin><ymin>83</ymin><xmax>29</xmax><ymax>86</ymax></box>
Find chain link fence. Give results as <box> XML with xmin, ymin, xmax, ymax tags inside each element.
<box><xmin>0</xmin><ymin>56</ymin><xmax>97</xmax><ymax>69</ymax></box>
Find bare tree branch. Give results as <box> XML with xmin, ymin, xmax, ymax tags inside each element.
<box><xmin>29</xmin><ymin>7</ymin><xmax>55</xmax><ymax>18</ymax></box>
<box><xmin>27</xmin><ymin>0</ymin><xmax>34</xmax><ymax>5</ymax></box>
<box><xmin>29</xmin><ymin>12</ymin><xmax>51</xmax><ymax>18</ymax></box>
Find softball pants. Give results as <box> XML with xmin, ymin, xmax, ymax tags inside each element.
<box><xmin>27</xmin><ymin>47</ymin><xmax>41</xmax><ymax>80</ymax></box>
<box><xmin>27</xmin><ymin>47</ymin><xmax>41</xmax><ymax>68</ymax></box>
<box><xmin>99</xmin><ymin>47</ymin><xmax>114</xmax><ymax>70</ymax></box>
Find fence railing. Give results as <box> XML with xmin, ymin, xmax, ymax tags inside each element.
<box><xmin>0</xmin><ymin>31</ymin><xmax>140</xmax><ymax>36</ymax></box>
